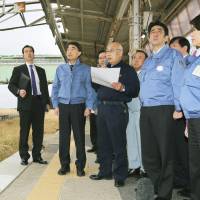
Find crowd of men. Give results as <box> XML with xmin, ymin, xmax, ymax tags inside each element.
<box><xmin>8</xmin><ymin>14</ymin><xmax>200</xmax><ymax>200</ymax></box>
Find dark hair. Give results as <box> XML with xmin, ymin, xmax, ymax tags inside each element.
<box><xmin>190</xmin><ymin>14</ymin><xmax>200</xmax><ymax>30</ymax></box>
<box><xmin>22</xmin><ymin>45</ymin><xmax>34</xmax><ymax>54</ymax></box>
<box><xmin>98</xmin><ymin>50</ymin><xmax>106</xmax><ymax>58</ymax></box>
<box><xmin>148</xmin><ymin>21</ymin><xmax>169</xmax><ymax>36</ymax></box>
<box><xmin>65</xmin><ymin>41</ymin><xmax>82</xmax><ymax>52</ymax></box>
<box><xmin>135</xmin><ymin>49</ymin><xmax>148</xmax><ymax>59</ymax></box>
<box><xmin>169</xmin><ymin>36</ymin><xmax>190</xmax><ymax>53</ymax></box>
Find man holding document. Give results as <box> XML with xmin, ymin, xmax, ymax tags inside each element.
<box><xmin>8</xmin><ymin>45</ymin><xmax>50</xmax><ymax>165</ymax></box>
<box><xmin>90</xmin><ymin>42</ymin><xmax>140</xmax><ymax>187</ymax></box>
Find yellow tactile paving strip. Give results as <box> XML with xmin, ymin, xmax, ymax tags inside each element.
<box><xmin>26</xmin><ymin>140</ymin><xmax>99</xmax><ymax>200</ymax></box>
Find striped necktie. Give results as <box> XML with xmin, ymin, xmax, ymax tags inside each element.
<box><xmin>29</xmin><ymin>65</ymin><xmax>37</xmax><ymax>95</ymax></box>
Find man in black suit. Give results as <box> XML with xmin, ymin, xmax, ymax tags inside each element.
<box><xmin>8</xmin><ymin>45</ymin><xmax>50</xmax><ymax>165</ymax></box>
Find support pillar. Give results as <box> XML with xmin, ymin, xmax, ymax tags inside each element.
<box><xmin>129</xmin><ymin>0</ymin><xmax>141</xmax><ymax>65</ymax></box>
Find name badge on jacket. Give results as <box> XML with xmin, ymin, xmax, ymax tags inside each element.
<box><xmin>192</xmin><ymin>65</ymin><xmax>200</xmax><ymax>77</ymax></box>
<box><xmin>156</xmin><ymin>65</ymin><xmax>164</xmax><ymax>71</ymax></box>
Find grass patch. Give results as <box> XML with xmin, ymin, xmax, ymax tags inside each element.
<box><xmin>0</xmin><ymin>110</ymin><xmax>58</xmax><ymax>161</ymax></box>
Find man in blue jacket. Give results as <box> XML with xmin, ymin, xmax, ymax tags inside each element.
<box><xmin>139</xmin><ymin>21</ymin><xmax>185</xmax><ymax>200</ymax></box>
<box><xmin>179</xmin><ymin>14</ymin><xmax>200</xmax><ymax>200</ymax></box>
<box><xmin>126</xmin><ymin>49</ymin><xmax>147</xmax><ymax>178</ymax></box>
<box><xmin>51</xmin><ymin>41</ymin><xmax>95</xmax><ymax>176</ymax></box>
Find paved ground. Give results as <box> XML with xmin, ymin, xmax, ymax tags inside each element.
<box><xmin>0</xmin><ymin>122</ymin><xmax>190</xmax><ymax>200</ymax></box>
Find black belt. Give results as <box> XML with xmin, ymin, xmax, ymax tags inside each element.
<box><xmin>32</xmin><ymin>95</ymin><xmax>42</xmax><ymax>99</ymax></box>
<box><xmin>100</xmin><ymin>101</ymin><xmax>126</xmax><ymax>106</ymax></box>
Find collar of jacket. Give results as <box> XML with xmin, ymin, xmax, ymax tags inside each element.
<box><xmin>185</xmin><ymin>55</ymin><xmax>198</xmax><ymax>66</ymax></box>
<box><xmin>67</xmin><ymin>59</ymin><xmax>81</xmax><ymax>67</ymax></box>
<box><xmin>151</xmin><ymin>45</ymin><xmax>169</xmax><ymax>59</ymax></box>
<box><xmin>107</xmin><ymin>60</ymin><xmax>124</xmax><ymax>68</ymax></box>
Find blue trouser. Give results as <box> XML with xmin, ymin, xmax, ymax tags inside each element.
<box><xmin>126</xmin><ymin>110</ymin><xmax>143</xmax><ymax>170</ymax></box>
<box><xmin>97</xmin><ymin>102</ymin><xmax>128</xmax><ymax>181</ymax></box>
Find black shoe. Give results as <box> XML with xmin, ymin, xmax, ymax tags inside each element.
<box><xmin>87</xmin><ymin>147</ymin><xmax>96</xmax><ymax>153</ymax></box>
<box><xmin>20</xmin><ymin>159</ymin><xmax>28</xmax><ymax>165</ymax></box>
<box><xmin>177</xmin><ymin>188</ymin><xmax>191</xmax><ymax>198</ymax></box>
<box><xmin>114</xmin><ymin>180</ymin><xmax>125</xmax><ymax>187</ymax></box>
<box><xmin>77</xmin><ymin>169</ymin><xmax>85</xmax><ymax>177</ymax></box>
<box><xmin>140</xmin><ymin>171</ymin><xmax>148</xmax><ymax>178</ymax></box>
<box><xmin>89</xmin><ymin>174</ymin><xmax>112</xmax><ymax>180</ymax></box>
<box><xmin>58</xmin><ymin>166</ymin><xmax>70</xmax><ymax>175</ymax></box>
<box><xmin>173</xmin><ymin>182</ymin><xmax>186</xmax><ymax>189</ymax></box>
<box><xmin>33</xmin><ymin>157</ymin><xmax>48</xmax><ymax>164</ymax></box>
<box><xmin>128</xmin><ymin>168</ymin><xmax>140</xmax><ymax>177</ymax></box>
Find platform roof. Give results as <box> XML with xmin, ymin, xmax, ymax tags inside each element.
<box><xmin>0</xmin><ymin>0</ymin><xmax>193</xmax><ymax>65</ymax></box>
<box><xmin>40</xmin><ymin>0</ymin><xmax>192</xmax><ymax>65</ymax></box>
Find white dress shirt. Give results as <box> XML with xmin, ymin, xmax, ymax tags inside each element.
<box><xmin>26</xmin><ymin>63</ymin><xmax>41</xmax><ymax>95</ymax></box>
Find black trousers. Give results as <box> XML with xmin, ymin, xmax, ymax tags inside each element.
<box><xmin>173</xmin><ymin>118</ymin><xmax>190</xmax><ymax>188</ymax></box>
<box><xmin>140</xmin><ymin>105</ymin><xmax>175</xmax><ymax>200</ymax></box>
<box><xmin>59</xmin><ymin>103</ymin><xmax>86</xmax><ymax>170</ymax></box>
<box><xmin>19</xmin><ymin>96</ymin><xmax>45</xmax><ymax>160</ymax></box>
<box><xmin>97</xmin><ymin>103</ymin><xmax>128</xmax><ymax>181</ymax></box>
<box><xmin>89</xmin><ymin>113</ymin><xmax>97</xmax><ymax>150</ymax></box>
<box><xmin>188</xmin><ymin>118</ymin><xmax>200</xmax><ymax>200</ymax></box>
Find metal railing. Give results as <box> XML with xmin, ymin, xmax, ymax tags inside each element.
<box><xmin>0</xmin><ymin>114</ymin><xmax>19</xmax><ymax>121</ymax></box>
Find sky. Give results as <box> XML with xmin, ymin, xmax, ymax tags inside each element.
<box><xmin>0</xmin><ymin>0</ymin><xmax>61</xmax><ymax>56</ymax></box>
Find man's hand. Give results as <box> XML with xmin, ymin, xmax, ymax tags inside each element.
<box><xmin>173</xmin><ymin>111</ymin><xmax>183</xmax><ymax>120</ymax></box>
<box><xmin>184</xmin><ymin>125</ymin><xmax>188</xmax><ymax>138</ymax></box>
<box><xmin>111</xmin><ymin>82</ymin><xmax>124</xmax><ymax>92</ymax></box>
<box><xmin>46</xmin><ymin>104</ymin><xmax>50</xmax><ymax>112</ymax></box>
<box><xmin>19</xmin><ymin>89</ymin><xmax>26</xmax><ymax>98</ymax></box>
<box><xmin>84</xmin><ymin>108</ymin><xmax>91</xmax><ymax>117</ymax></box>
<box><xmin>54</xmin><ymin>107</ymin><xmax>59</xmax><ymax>116</ymax></box>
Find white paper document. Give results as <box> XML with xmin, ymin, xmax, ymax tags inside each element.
<box><xmin>91</xmin><ymin>67</ymin><xmax>120</xmax><ymax>88</ymax></box>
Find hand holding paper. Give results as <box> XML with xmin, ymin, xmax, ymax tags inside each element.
<box><xmin>111</xmin><ymin>82</ymin><xmax>124</xmax><ymax>91</ymax></box>
<box><xmin>91</xmin><ymin>67</ymin><xmax>120</xmax><ymax>88</ymax></box>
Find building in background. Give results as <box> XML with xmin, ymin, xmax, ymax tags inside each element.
<box><xmin>0</xmin><ymin>55</ymin><xmax>63</xmax><ymax>83</ymax></box>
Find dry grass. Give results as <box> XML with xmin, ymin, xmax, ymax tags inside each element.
<box><xmin>0</xmin><ymin>110</ymin><xmax>58</xmax><ymax>161</ymax></box>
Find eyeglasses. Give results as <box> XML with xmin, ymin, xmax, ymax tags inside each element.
<box><xmin>99</xmin><ymin>56</ymin><xmax>106</xmax><ymax>59</ymax></box>
<box><xmin>105</xmin><ymin>49</ymin><xmax>122</xmax><ymax>53</ymax></box>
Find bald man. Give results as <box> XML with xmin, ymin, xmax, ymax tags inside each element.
<box><xmin>90</xmin><ymin>42</ymin><xmax>140</xmax><ymax>187</ymax></box>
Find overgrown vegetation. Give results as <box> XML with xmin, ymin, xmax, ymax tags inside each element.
<box><xmin>0</xmin><ymin>110</ymin><xmax>58</xmax><ymax>161</ymax></box>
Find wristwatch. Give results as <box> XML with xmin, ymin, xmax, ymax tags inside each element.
<box><xmin>121</xmin><ymin>85</ymin><xmax>125</xmax><ymax>92</ymax></box>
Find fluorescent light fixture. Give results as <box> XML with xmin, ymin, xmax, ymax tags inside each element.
<box><xmin>55</xmin><ymin>17</ymin><xmax>61</xmax><ymax>23</ymax></box>
<box><xmin>51</xmin><ymin>3</ymin><xmax>58</xmax><ymax>9</ymax></box>
<box><xmin>57</xmin><ymin>22</ymin><xmax>64</xmax><ymax>33</ymax></box>
<box><xmin>141</xmin><ymin>34</ymin><xmax>146</xmax><ymax>39</ymax></box>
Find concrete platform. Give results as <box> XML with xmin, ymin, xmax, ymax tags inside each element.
<box><xmin>0</xmin><ymin>152</ymin><xmax>30</xmax><ymax>193</ymax></box>
<box><xmin>0</xmin><ymin>128</ymin><xmax>190</xmax><ymax>200</ymax></box>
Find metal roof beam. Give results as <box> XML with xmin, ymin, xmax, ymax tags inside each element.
<box><xmin>105</xmin><ymin>0</ymin><xmax>131</xmax><ymax>46</ymax></box>
<box><xmin>80</xmin><ymin>0</ymin><xmax>84</xmax><ymax>41</ymax></box>
<box><xmin>0</xmin><ymin>7</ymin><xmax>13</xmax><ymax>18</ymax></box>
<box><xmin>56</xmin><ymin>10</ymin><xmax>112</xmax><ymax>22</ymax></box>
<box><xmin>19</xmin><ymin>13</ymin><xmax>27</xmax><ymax>26</ymax></box>
<box><xmin>28</xmin><ymin>16</ymin><xmax>45</xmax><ymax>26</ymax></box>
<box><xmin>41</xmin><ymin>0</ymin><xmax>66</xmax><ymax>60</ymax></box>
<box><xmin>58</xmin><ymin>6</ymin><xmax>105</xmax><ymax>16</ymax></box>
<box><xmin>0</xmin><ymin>12</ymin><xmax>17</xmax><ymax>23</ymax></box>
<box><xmin>62</xmin><ymin>39</ymin><xmax>104</xmax><ymax>48</ymax></box>
<box><xmin>56</xmin><ymin>0</ymin><xmax>68</xmax><ymax>37</ymax></box>
<box><xmin>0</xmin><ymin>1</ymin><xmax>40</xmax><ymax>8</ymax></box>
<box><xmin>161</xmin><ymin>0</ymin><xmax>190</xmax><ymax>22</ymax></box>
<box><xmin>0</xmin><ymin>22</ymin><xmax>46</xmax><ymax>31</ymax></box>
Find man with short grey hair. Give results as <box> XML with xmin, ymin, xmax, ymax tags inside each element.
<box><xmin>90</xmin><ymin>42</ymin><xmax>140</xmax><ymax>187</ymax></box>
